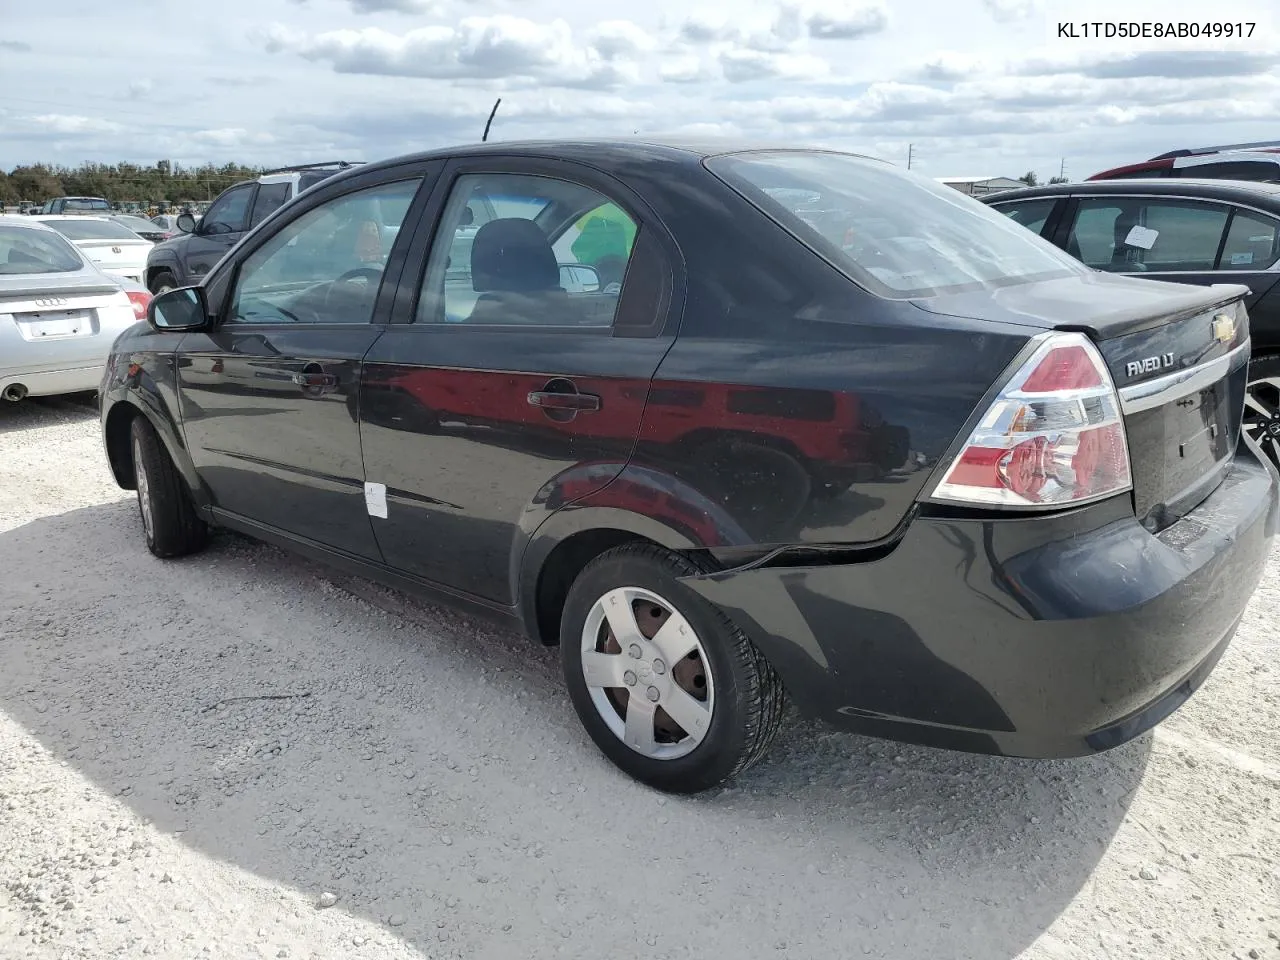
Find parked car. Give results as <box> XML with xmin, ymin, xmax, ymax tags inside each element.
<box><xmin>149</xmin><ymin>214</ymin><xmax>189</xmax><ymax>239</ymax></box>
<box><xmin>145</xmin><ymin>161</ymin><xmax>362</xmax><ymax>294</ymax></box>
<box><xmin>31</xmin><ymin>215</ymin><xmax>152</xmax><ymax>283</ymax></box>
<box><xmin>39</xmin><ymin>196</ymin><xmax>113</xmax><ymax>215</ymax></box>
<box><xmin>100</xmin><ymin>140</ymin><xmax>1276</xmax><ymax>793</ymax></box>
<box><xmin>1</xmin><ymin>217</ymin><xmax>150</xmax><ymax>402</ymax></box>
<box><xmin>1089</xmin><ymin>140</ymin><xmax>1280</xmax><ymax>182</ymax></box>
<box><xmin>109</xmin><ymin>214</ymin><xmax>168</xmax><ymax>243</ymax></box>
<box><xmin>981</xmin><ymin>178</ymin><xmax>1280</xmax><ymax>467</ymax></box>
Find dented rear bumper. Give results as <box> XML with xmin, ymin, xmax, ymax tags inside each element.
<box><xmin>680</xmin><ymin>440</ymin><xmax>1278</xmax><ymax>758</ymax></box>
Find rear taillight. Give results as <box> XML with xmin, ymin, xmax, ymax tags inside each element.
<box><xmin>126</xmin><ymin>290</ymin><xmax>152</xmax><ymax>321</ymax></box>
<box><xmin>929</xmin><ymin>332</ymin><xmax>1132</xmax><ymax>508</ymax></box>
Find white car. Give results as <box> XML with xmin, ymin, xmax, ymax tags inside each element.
<box><xmin>0</xmin><ymin>217</ymin><xmax>150</xmax><ymax>401</ymax></box>
<box><xmin>30</xmin><ymin>215</ymin><xmax>153</xmax><ymax>283</ymax></box>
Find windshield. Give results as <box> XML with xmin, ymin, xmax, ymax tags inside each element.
<box><xmin>0</xmin><ymin>225</ymin><xmax>85</xmax><ymax>274</ymax></box>
<box><xmin>705</xmin><ymin>151</ymin><xmax>1085</xmax><ymax>298</ymax></box>
<box><xmin>45</xmin><ymin>218</ymin><xmax>143</xmax><ymax>241</ymax></box>
<box><xmin>63</xmin><ymin>198</ymin><xmax>110</xmax><ymax>211</ymax></box>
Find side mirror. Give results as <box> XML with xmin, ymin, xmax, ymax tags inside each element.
<box><xmin>149</xmin><ymin>287</ymin><xmax>210</xmax><ymax>332</ymax></box>
<box><xmin>176</xmin><ymin>213</ymin><xmax>197</xmax><ymax>234</ymax></box>
<box><xmin>560</xmin><ymin>264</ymin><xmax>601</xmax><ymax>294</ymax></box>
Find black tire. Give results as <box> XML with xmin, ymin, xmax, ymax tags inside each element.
<box><xmin>560</xmin><ymin>542</ymin><xmax>785</xmax><ymax>793</ymax></box>
<box><xmin>149</xmin><ymin>270</ymin><xmax>178</xmax><ymax>295</ymax></box>
<box><xmin>130</xmin><ymin>416</ymin><xmax>208</xmax><ymax>558</ymax></box>
<box><xmin>1245</xmin><ymin>354</ymin><xmax>1280</xmax><ymax>470</ymax></box>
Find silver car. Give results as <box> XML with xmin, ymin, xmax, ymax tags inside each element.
<box><xmin>0</xmin><ymin>217</ymin><xmax>150</xmax><ymax>402</ymax></box>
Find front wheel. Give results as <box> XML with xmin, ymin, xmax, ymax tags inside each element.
<box><xmin>560</xmin><ymin>543</ymin><xmax>785</xmax><ymax>793</ymax></box>
<box><xmin>130</xmin><ymin>416</ymin><xmax>208</xmax><ymax>558</ymax></box>
<box><xmin>1244</xmin><ymin>355</ymin><xmax>1280</xmax><ymax>469</ymax></box>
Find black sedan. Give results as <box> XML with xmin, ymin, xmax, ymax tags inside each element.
<box><xmin>981</xmin><ymin>178</ymin><xmax>1280</xmax><ymax>467</ymax></box>
<box><xmin>99</xmin><ymin>140</ymin><xmax>1278</xmax><ymax>793</ymax></box>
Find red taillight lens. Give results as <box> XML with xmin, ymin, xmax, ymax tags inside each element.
<box><xmin>929</xmin><ymin>333</ymin><xmax>1132</xmax><ymax>508</ymax></box>
<box><xmin>126</xmin><ymin>290</ymin><xmax>151</xmax><ymax>321</ymax></box>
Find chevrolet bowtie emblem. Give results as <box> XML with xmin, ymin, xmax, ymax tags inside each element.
<box><xmin>1212</xmin><ymin>313</ymin><xmax>1236</xmax><ymax>344</ymax></box>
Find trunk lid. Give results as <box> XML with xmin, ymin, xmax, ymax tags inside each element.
<box><xmin>915</xmin><ymin>273</ymin><xmax>1251</xmax><ymax>533</ymax></box>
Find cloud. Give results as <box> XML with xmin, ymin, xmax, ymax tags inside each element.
<box><xmin>659</xmin><ymin>55</ymin><xmax>709</xmax><ymax>84</ymax></box>
<box><xmin>127</xmin><ymin>79</ymin><xmax>153</xmax><ymax>100</ymax></box>
<box><xmin>24</xmin><ymin>114</ymin><xmax>127</xmax><ymax>135</ymax></box>
<box><xmin>918</xmin><ymin>52</ymin><xmax>984</xmax><ymax>81</ymax></box>
<box><xmin>1018</xmin><ymin>49</ymin><xmax>1280</xmax><ymax>80</ymax></box>
<box><xmin>0</xmin><ymin>39</ymin><xmax>32</xmax><ymax>52</ymax></box>
<box><xmin>677</xmin><ymin>14</ymin><xmax>739</xmax><ymax>45</ymax></box>
<box><xmin>718</xmin><ymin>48</ymin><xmax>829</xmax><ymax>83</ymax></box>
<box><xmin>268</xmin><ymin>16</ymin><xmax>646</xmax><ymax>90</ymax></box>
<box><xmin>803</xmin><ymin>2</ymin><xmax>888</xmax><ymax>40</ymax></box>
<box><xmin>348</xmin><ymin>0</ymin><xmax>437</xmax><ymax>11</ymax></box>
<box><xmin>982</xmin><ymin>0</ymin><xmax>1036</xmax><ymax>22</ymax></box>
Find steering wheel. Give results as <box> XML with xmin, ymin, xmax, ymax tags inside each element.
<box><xmin>333</xmin><ymin>267</ymin><xmax>383</xmax><ymax>286</ymax></box>
<box><xmin>322</xmin><ymin>267</ymin><xmax>384</xmax><ymax>313</ymax></box>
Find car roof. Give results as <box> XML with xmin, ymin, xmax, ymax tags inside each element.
<box><xmin>981</xmin><ymin>178</ymin><xmax>1280</xmax><ymax>207</ymax></box>
<box><xmin>30</xmin><ymin>214</ymin><xmax>114</xmax><ymax>221</ymax></box>
<box><xmin>339</xmin><ymin>137</ymin><xmax>884</xmax><ymax>181</ymax></box>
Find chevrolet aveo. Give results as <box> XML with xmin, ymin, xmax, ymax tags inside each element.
<box><xmin>98</xmin><ymin>140</ymin><xmax>1278</xmax><ymax>793</ymax></box>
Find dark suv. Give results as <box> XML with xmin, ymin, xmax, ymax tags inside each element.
<box><xmin>145</xmin><ymin>162</ymin><xmax>361</xmax><ymax>294</ymax></box>
<box><xmin>101</xmin><ymin>140</ymin><xmax>1277</xmax><ymax>793</ymax></box>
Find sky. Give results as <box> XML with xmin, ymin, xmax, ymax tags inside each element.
<box><xmin>1</xmin><ymin>0</ymin><xmax>1277</xmax><ymax>181</ymax></box>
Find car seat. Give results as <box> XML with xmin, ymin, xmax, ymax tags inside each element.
<box><xmin>468</xmin><ymin>218</ymin><xmax>570</xmax><ymax>324</ymax></box>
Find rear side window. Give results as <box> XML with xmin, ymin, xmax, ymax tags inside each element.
<box><xmin>706</xmin><ymin>151</ymin><xmax>1082</xmax><ymax>298</ymax></box>
<box><xmin>1066</xmin><ymin>198</ymin><xmax>1229</xmax><ymax>272</ymax></box>
<box><xmin>990</xmin><ymin>199</ymin><xmax>1058</xmax><ymax>236</ymax></box>
<box><xmin>1220</xmin><ymin>209</ymin><xmax>1280</xmax><ymax>270</ymax></box>
<box><xmin>43</xmin><ymin>218</ymin><xmax>140</xmax><ymax>241</ymax></box>
<box><xmin>1180</xmin><ymin>160</ymin><xmax>1280</xmax><ymax>182</ymax></box>
<box><xmin>0</xmin><ymin>225</ymin><xmax>84</xmax><ymax>274</ymax></box>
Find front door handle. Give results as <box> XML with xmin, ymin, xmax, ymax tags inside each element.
<box><xmin>527</xmin><ymin>391</ymin><xmax>600</xmax><ymax>411</ymax></box>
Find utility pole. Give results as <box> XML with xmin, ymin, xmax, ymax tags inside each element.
<box><xmin>1059</xmin><ymin>157</ymin><xmax>1067</xmax><ymax>179</ymax></box>
<box><xmin>907</xmin><ymin>143</ymin><xmax>914</xmax><ymax>170</ymax></box>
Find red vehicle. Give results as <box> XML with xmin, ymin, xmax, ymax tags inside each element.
<box><xmin>1089</xmin><ymin>140</ymin><xmax>1280</xmax><ymax>182</ymax></box>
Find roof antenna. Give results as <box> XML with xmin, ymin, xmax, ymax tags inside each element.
<box><xmin>482</xmin><ymin>98</ymin><xmax>502</xmax><ymax>143</ymax></box>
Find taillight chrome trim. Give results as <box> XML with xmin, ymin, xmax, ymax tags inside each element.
<box><xmin>1118</xmin><ymin>339</ymin><xmax>1250</xmax><ymax>415</ymax></box>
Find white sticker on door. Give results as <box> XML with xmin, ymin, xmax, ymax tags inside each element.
<box><xmin>364</xmin><ymin>482</ymin><xmax>388</xmax><ymax>519</ymax></box>
<box><xmin>1124</xmin><ymin>225</ymin><xmax>1159</xmax><ymax>250</ymax></box>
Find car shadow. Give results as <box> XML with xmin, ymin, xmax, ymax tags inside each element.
<box><xmin>0</xmin><ymin>393</ymin><xmax>98</xmax><ymax>435</ymax></box>
<box><xmin>0</xmin><ymin>502</ymin><xmax>1151</xmax><ymax>960</ymax></box>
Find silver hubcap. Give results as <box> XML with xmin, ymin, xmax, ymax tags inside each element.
<box><xmin>133</xmin><ymin>437</ymin><xmax>154</xmax><ymax>541</ymax></box>
<box><xmin>1244</xmin><ymin>375</ymin><xmax>1280</xmax><ymax>467</ymax></box>
<box><xmin>580</xmin><ymin>586</ymin><xmax>714</xmax><ymax>760</ymax></box>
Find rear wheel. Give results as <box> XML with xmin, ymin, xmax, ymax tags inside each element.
<box><xmin>1244</xmin><ymin>355</ymin><xmax>1280</xmax><ymax>469</ymax></box>
<box><xmin>560</xmin><ymin>543</ymin><xmax>785</xmax><ymax>793</ymax></box>
<box><xmin>130</xmin><ymin>417</ymin><xmax>208</xmax><ymax>558</ymax></box>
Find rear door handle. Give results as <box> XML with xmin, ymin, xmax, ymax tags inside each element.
<box><xmin>527</xmin><ymin>391</ymin><xmax>600</xmax><ymax>411</ymax></box>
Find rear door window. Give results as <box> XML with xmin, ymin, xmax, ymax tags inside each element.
<box><xmin>1219</xmin><ymin>208</ymin><xmax>1280</xmax><ymax>270</ymax></box>
<box><xmin>250</xmin><ymin>182</ymin><xmax>292</xmax><ymax>227</ymax></box>
<box><xmin>989</xmin><ymin>199</ymin><xmax>1058</xmax><ymax>237</ymax></box>
<box><xmin>1065</xmin><ymin>197</ymin><xmax>1230</xmax><ymax>272</ymax></box>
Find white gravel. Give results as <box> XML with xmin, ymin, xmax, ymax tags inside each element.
<box><xmin>1</xmin><ymin>395</ymin><xmax>1278</xmax><ymax>960</ymax></box>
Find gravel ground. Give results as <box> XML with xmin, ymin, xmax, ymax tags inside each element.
<box><xmin>1</xmin><ymin>395</ymin><xmax>1277</xmax><ymax>960</ymax></box>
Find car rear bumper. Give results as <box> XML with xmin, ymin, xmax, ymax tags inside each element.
<box><xmin>0</xmin><ymin>363</ymin><xmax>104</xmax><ymax>398</ymax></box>
<box><xmin>680</xmin><ymin>441</ymin><xmax>1279</xmax><ymax>758</ymax></box>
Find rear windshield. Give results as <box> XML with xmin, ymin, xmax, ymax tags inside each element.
<box><xmin>113</xmin><ymin>216</ymin><xmax>158</xmax><ymax>233</ymax></box>
<box><xmin>45</xmin><ymin>218</ymin><xmax>142</xmax><ymax>241</ymax></box>
<box><xmin>0</xmin><ymin>225</ymin><xmax>84</xmax><ymax>274</ymax></box>
<box><xmin>706</xmin><ymin>150</ymin><xmax>1084</xmax><ymax>298</ymax></box>
<box><xmin>63</xmin><ymin>198</ymin><xmax>111</xmax><ymax>211</ymax></box>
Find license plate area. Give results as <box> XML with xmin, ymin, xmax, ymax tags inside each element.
<box><xmin>15</xmin><ymin>310</ymin><xmax>96</xmax><ymax>341</ymax></box>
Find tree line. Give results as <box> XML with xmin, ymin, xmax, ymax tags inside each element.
<box><xmin>0</xmin><ymin>161</ymin><xmax>265</xmax><ymax>205</ymax></box>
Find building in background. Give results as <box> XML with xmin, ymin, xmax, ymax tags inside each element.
<box><xmin>936</xmin><ymin>176</ymin><xmax>1025</xmax><ymax>197</ymax></box>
